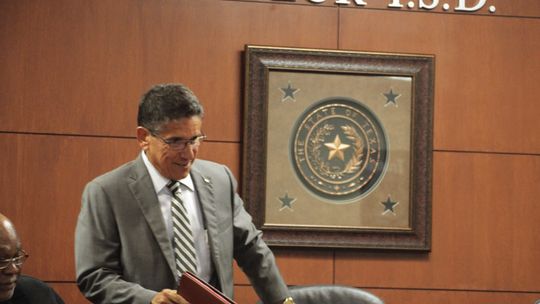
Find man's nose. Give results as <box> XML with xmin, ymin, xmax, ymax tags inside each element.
<box><xmin>180</xmin><ymin>146</ymin><xmax>196</xmax><ymax>159</ymax></box>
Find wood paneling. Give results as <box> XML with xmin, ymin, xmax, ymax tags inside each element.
<box><xmin>237</xmin><ymin>285</ymin><xmax>540</xmax><ymax>304</ymax></box>
<box><xmin>1</xmin><ymin>1</ymin><xmax>539</xmax><ymax>303</ymax></box>
<box><xmin>235</xmin><ymin>248</ymin><xmax>334</xmax><ymax>285</ymax></box>
<box><xmin>335</xmin><ymin>152</ymin><xmax>540</xmax><ymax>292</ymax></box>
<box><xmin>49</xmin><ymin>283</ymin><xmax>91</xmax><ymax>304</ymax></box>
<box><xmin>334</xmin><ymin>0</ymin><xmax>540</xmax><ymax>17</ymax></box>
<box><xmin>234</xmin><ymin>285</ymin><xmax>259</xmax><ymax>304</ymax></box>
<box><xmin>234</xmin><ymin>285</ymin><xmax>540</xmax><ymax>304</ymax></box>
<box><xmin>228</xmin><ymin>0</ymin><xmax>540</xmax><ymax>18</ymax></box>
<box><xmin>365</xmin><ymin>288</ymin><xmax>540</xmax><ymax>304</ymax></box>
<box><xmin>0</xmin><ymin>133</ymin><xmax>239</xmax><ymax>281</ymax></box>
<box><xmin>339</xmin><ymin>9</ymin><xmax>540</xmax><ymax>154</ymax></box>
<box><xmin>0</xmin><ymin>0</ymin><xmax>338</xmax><ymax>142</ymax></box>
<box><xmin>0</xmin><ymin>134</ymin><xmax>138</xmax><ymax>280</ymax></box>
<box><xmin>230</xmin><ymin>0</ymin><xmax>335</xmax><ymax>7</ymax></box>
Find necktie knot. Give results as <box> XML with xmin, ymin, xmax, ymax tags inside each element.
<box><xmin>167</xmin><ymin>180</ymin><xmax>181</xmax><ymax>194</ymax></box>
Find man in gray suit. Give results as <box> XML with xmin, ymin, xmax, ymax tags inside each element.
<box><xmin>75</xmin><ymin>84</ymin><xmax>294</xmax><ymax>304</ymax></box>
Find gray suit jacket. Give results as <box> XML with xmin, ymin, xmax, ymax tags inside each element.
<box><xmin>75</xmin><ymin>156</ymin><xmax>289</xmax><ymax>304</ymax></box>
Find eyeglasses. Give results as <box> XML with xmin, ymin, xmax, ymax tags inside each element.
<box><xmin>0</xmin><ymin>250</ymin><xmax>29</xmax><ymax>271</ymax></box>
<box><xmin>150</xmin><ymin>131</ymin><xmax>207</xmax><ymax>151</ymax></box>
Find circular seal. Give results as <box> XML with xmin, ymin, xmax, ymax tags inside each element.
<box><xmin>290</xmin><ymin>97</ymin><xmax>388</xmax><ymax>202</ymax></box>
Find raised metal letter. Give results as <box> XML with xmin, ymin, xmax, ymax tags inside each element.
<box><xmin>455</xmin><ymin>0</ymin><xmax>486</xmax><ymax>12</ymax></box>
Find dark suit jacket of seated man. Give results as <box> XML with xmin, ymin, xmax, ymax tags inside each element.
<box><xmin>1</xmin><ymin>275</ymin><xmax>65</xmax><ymax>304</ymax></box>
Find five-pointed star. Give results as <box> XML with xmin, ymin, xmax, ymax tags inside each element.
<box><xmin>280</xmin><ymin>82</ymin><xmax>299</xmax><ymax>102</ymax></box>
<box><xmin>381</xmin><ymin>196</ymin><xmax>399</xmax><ymax>215</ymax></box>
<box><xmin>324</xmin><ymin>135</ymin><xmax>350</xmax><ymax>161</ymax></box>
<box><xmin>383</xmin><ymin>89</ymin><xmax>400</xmax><ymax>107</ymax></box>
<box><xmin>279</xmin><ymin>192</ymin><xmax>296</xmax><ymax>210</ymax></box>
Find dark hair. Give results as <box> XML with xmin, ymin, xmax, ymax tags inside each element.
<box><xmin>137</xmin><ymin>83</ymin><xmax>204</xmax><ymax>132</ymax></box>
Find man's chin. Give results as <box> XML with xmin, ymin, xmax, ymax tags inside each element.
<box><xmin>0</xmin><ymin>288</ymin><xmax>15</xmax><ymax>301</ymax></box>
<box><xmin>172</xmin><ymin>166</ymin><xmax>191</xmax><ymax>180</ymax></box>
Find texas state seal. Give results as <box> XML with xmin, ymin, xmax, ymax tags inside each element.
<box><xmin>290</xmin><ymin>97</ymin><xmax>388</xmax><ymax>202</ymax></box>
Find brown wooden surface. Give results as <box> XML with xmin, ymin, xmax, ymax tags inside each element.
<box><xmin>0</xmin><ymin>134</ymin><xmax>238</xmax><ymax>280</ymax></box>
<box><xmin>335</xmin><ymin>152</ymin><xmax>540</xmax><ymax>291</ymax></box>
<box><xmin>336</xmin><ymin>0</ymin><xmax>540</xmax><ymax>17</ymax></box>
<box><xmin>234</xmin><ymin>285</ymin><xmax>259</xmax><ymax>304</ymax></box>
<box><xmin>49</xmin><ymin>283</ymin><xmax>91</xmax><ymax>304</ymax></box>
<box><xmin>0</xmin><ymin>134</ymin><xmax>138</xmax><ymax>280</ymax></box>
<box><xmin>365</xmin><ymin>288</ymin><xmax>540</xmax><ymax>304</ymax></box>
<box><xmin>230</xmin><ymin>0</ymin><xmax>540</xmax><ymax>17</ymax></box>
<box><xmin>236</xmin><ymin>285</ymin><xmax>540</xmax><ymax>304</ymax></box>
<box><xmin>339</xmin><ymin>8</ymin><xmax>540</xmax><ymax>154</ymax></box>
<box><xmin>234</xmin><ymin>248</ymin><xmax>334</xmax><ymax>285</ymax></box>
<box><xmin>0</xmin><ymin>0</ymin><xmax>337</xmax><ymax>141</ymax></box>
<box><xmin>0</xmin><ymin>0</ymin><xmax>539</xmax><ymax>303</ymax></box>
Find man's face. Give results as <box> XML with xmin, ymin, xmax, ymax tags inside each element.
<box><xmin>138</xmin><ymin>116</ymin><xmax>203</xmax><ymax>181</ymax></box>
<box><xmin>0</xmin><ymin>225</ymin><xmax>21</xmax><ymax>301</ymax></box>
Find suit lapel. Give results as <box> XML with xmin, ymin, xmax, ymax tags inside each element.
<box><xmin>128</xmin><ymin>156</ymin><xmax>176</xmax><ymax>277</ymax></box>
<box><xmin>190</xmin><ymin>164</ymin><xmax>224</xmax><ymax>279</ymax></box>
<box><xmin>191</xmin><ymin>166</ymin><xmax>216</xmax><ymax>229</ymax></box>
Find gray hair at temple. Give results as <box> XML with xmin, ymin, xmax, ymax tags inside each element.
<box><xmin>137</xmin><ymin>83</ymin><xmax>205</xmax><ymax>133</ymax></box>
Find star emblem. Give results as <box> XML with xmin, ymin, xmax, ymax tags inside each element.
<box><xmin>278</xmin><ymin>192</ymin><xmax>296</xmax><ymax>210</ymax></box>
<box><xmin>381</xmin><ymin>195</ymin><xmax>399</xmax><ymax>215</ymax></box>
<box><xmin>324</xmin><ymin>135</ymin><xmax>350</xmax><ymax>161</ymax></box>
<box><xmin>383</xmin><ymin>89</ymin><xmax>400</xmax><ymax>107</ymax></box>
<box><xmin>280</xmin><ymin>82</ymin><xmax>299</xmax><ymax>102</ymax></box>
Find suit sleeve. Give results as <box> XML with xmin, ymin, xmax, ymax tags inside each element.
<box><xmin>75</xmin><ymin>180</ymin><xmax>157</xmax><ymax>304</ymax></box>
<box><xmin>224</xmin><ymin>166</ymin><xmax>290</xmax><ymax>304</ymax></box>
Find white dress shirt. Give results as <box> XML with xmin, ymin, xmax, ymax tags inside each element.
<box><xmin>141</xmin><ymin>152</ymin><xmax>213</xmax><ymax>282</ymax></box>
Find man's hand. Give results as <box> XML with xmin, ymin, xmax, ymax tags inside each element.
<box><xmin>151</xmin><ymin>289</ymin><xmax>189</xmax><ymax>304</ymax></box>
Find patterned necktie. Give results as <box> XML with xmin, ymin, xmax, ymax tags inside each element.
<box><xmin>166</xmin><ymin>180</ymin><xmax>198</xmax><ymax>278</ymax></box>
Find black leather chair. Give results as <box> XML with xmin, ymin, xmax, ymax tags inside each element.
<box><xmin>257</xmin><ymin>285</ymin><xmax>384</xmax><ymax>304</ymax></box>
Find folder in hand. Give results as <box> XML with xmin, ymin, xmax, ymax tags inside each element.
<box><xmin>177</xmin><ymin>272</ymin><xmax>237</xmax><ymax>304</ymax></box>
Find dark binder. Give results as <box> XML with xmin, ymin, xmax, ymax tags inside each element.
<box><xmin>177</xmin><ymin>272</ymin><xmax>237</xmax><ymax>304</ymax></box>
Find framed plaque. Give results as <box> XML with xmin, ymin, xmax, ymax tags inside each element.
<box><xmin>242</xmin><ymin>45</ymin><xmax>434</xmax><ymax>250</ymax></box>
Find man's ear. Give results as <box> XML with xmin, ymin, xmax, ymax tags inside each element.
<box><xmin>136</xmin><ymin>127</ymin><xmax>150</xmax><ymax>151</ymax></box>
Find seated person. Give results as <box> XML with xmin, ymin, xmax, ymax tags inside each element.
<box><xmin>0</xmin><ymin>213</ymin><xmax>64</xmax><ymax>304</ymax></box>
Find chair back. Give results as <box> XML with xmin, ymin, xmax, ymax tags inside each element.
<box><xmin>257</xmin><ymin>285</ymin><xmax>384</xmax><ymax>304</ymax></box>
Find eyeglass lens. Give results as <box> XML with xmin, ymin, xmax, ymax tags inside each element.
<box><xmin>0</xmin><ymin>252</ymin><xmax>28</xmax><ymax>270</ymax></box>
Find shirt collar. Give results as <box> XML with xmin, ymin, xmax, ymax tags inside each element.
<box><xmin>141</xmin><ymin>151</ymin><xmax>194</xmax><ymax>193</ymax></box>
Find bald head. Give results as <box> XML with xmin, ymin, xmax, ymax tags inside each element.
<box><xmin>0</xmin><ymin>213</ymin><xmax>19</xmax><ymax>249</ymax></box>
<box><xmin>0</xmin><ymin>213</ymin><xmax>21</xmax><ymax>301</ymax></box>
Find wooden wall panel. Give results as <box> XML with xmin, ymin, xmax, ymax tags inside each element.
<box><xmin>339</xmin><ymin>9</ymin><xmax>540</xmax><ymax>154</ymax></box>
<box><xmin>49</xmin><ymin>283</ymin><xmax>91</xmax><ymax>304</ymax></box>
<box><xmin>228</xmin><ymin>0</ymin><xmax>540</xmax><ymax>18</ymax></box>
<box><xmin>365</xmin><ymin>288</ymin><xmax>540</xmax><ymax>304</ymax></box>
<box><xmin>335</xmin><ymin>152</ymin><xmax>540</xmax><ymax>292</ymax></box>
<box><xmin>0</xmin><ymin>0</ymin><xmax>338</xmax><ymax>142</ymax></box>
<box><xmin>234</xmin><ymin>248</ymin><xmax>334</xmax><ymax>285</ymax></box>
<box><xmin>333</xmin><ymin>0</ymin><xmax>540</xmax><ymax>17</ymax></box>
<box><xmin>234</xmin><ymin>286</ymin><xmax>540</xmax><ymax>304</ymax></box>
<box><xmin>232</xmin><ymin>0</ymin><xmax>334</xmax><ymax>7</ymax></box>
<box><xmin>1</xmin><ymin>0</ymin><xmax>539</xmax><ymax>303</ymax></box>
<box><xmin>0</xmin><ymin>134</ymin><xmax>238</xmax><ymax>280</ymax></box>
<box><xmin>235</xmin><ymin>285</ymin><xmax>259</xmax><ymax>304</ymax></box>
<box><xmin>237</xmin><ymin>286</ymin><xmax>540</xmax><ymax>304</ymax></box>
<box><xmin>0</xmin><ymin>134</ymin><xmax>138</xmax><ymax>280</ymax></box>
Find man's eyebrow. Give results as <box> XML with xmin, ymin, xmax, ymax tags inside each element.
<box><xmin>166</xmin><ymin>135</ymin><xmax>202</xmax><ymax>141</ymax></box>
